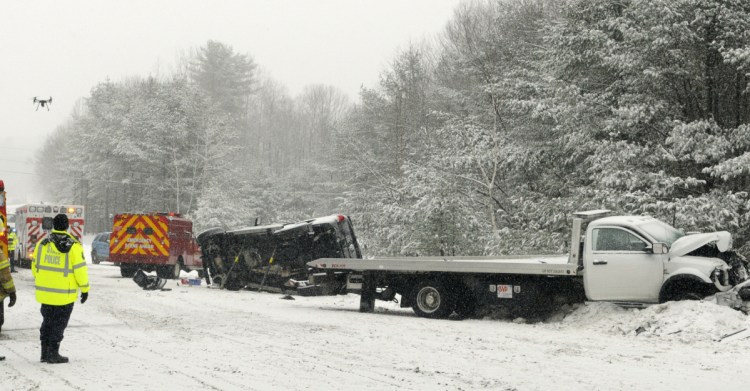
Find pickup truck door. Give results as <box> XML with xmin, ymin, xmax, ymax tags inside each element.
<box><xmin>584</xmin><ymin>226</ymin><xmax>664</xmax><ymax>302</ymax></box>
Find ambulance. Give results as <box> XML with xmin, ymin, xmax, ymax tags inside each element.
<box><xmin>110</xmin><ymin>212</ymin><xmax>202</xmax><ymax>279</ymax></box>
<box><xmin>13</xmin><ymin>203</ymin><xmax>84</xmax><ymax>268</ymax></box>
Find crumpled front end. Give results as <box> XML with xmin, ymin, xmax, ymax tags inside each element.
<box><xmin>713</xmin><ymin>251</ymin><xmax>750</xmax><ymax>313</ymax></box>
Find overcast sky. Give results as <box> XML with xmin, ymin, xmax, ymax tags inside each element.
<box><xmin>0</xmin><ymin>0</ymin><xmax>462</xmax><ymax>205</ymax></box>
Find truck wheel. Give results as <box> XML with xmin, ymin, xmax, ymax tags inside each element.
<box><xmin>660</xmin><ymin>279</ymin><xmax>709</xmax><ymax>303</ymax></box>
<box><xmin>412</xmin><ymin>280</ymin><xmax>455</xmax><ymax>319</ymax></box>
<box><xmin>673</xmin><ymin>291</ymin><xmax>704</xmax><ymax>301</ymax></box>
<box><xmin>120</xmin><ymin>264</ymin><xmax>136</xmax><ymax>278</ymax></box>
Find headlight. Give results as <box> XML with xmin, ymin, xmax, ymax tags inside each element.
<box><xmin>712</xmin><ymin>267</ymin><xmax>732</xmax><ymax>292</ymax></box>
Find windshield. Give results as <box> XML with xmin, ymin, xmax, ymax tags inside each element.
<box><xmin>637</xmin><ymin>219</ymin><xmax>684</xmax><ymax>246</ymax></box>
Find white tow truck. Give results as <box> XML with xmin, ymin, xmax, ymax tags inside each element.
<box><xmin>307</xmin><ymin>210</ymin><xmax>750</xmax><ymax>319</ymax></box>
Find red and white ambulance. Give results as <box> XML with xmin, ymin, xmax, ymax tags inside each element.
<box><xmin>13</xmin><ymin>203</ymin><xmax>85</xmax><ymax>268</ymax></box>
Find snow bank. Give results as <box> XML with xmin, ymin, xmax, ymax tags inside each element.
<box><xmin>551</xmin><ymin>300</ymin><xmax>749</xmax><ymax>343</ymax></box>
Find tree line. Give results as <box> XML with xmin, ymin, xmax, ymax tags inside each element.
<box><xmin>37</xmin><ymin>0</ymin><xmax>750</xmax><ymax>256</ymax></box>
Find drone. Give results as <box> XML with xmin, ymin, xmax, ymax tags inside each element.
<box><xmin>33</xmin><ymin>96</ymin><xmax>52</xmax><ymax>111</ymax></box>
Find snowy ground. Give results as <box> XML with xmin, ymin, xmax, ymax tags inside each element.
<box><xmin>1</xmin><ymin>236</ymin><xmax>749</xmax><ymax>390</ymax></box>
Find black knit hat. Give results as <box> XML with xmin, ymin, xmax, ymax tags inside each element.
<box><xmin>53</xmin><ymin>214</ymin><xmax>69</xmax><ymax>231</ymax></box>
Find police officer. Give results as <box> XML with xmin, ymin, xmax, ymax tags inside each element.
<box><xmin>32</xmin><ymin>213</ymin><xmax>89</xmax><ymax>364</ymax></box>
<box><xmin>8</xmin><ymin>227</ymin><xmax>17</xmax><ymax>272</ymax></box>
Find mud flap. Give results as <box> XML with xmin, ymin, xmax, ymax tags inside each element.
<box><xmin>359</xmin><ymin>272</ymin><xmax>376</xmax><ymax>312</ymax></box>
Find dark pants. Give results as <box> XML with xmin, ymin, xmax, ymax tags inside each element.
<box><xmin>0</xmin><ymin>300</ymin><xmax>4</xmax><ymax>331</ymax></box>
<box><xmin>40</xmin><ymin>303</ymin><xmax>74</xmax><ymax>344</ymax></box>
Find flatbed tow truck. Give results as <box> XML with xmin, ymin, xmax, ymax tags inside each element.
<box><xmin>308</xmin><ymin>210</ymin><xmax>750</xmax><ymax>319</ymax></box>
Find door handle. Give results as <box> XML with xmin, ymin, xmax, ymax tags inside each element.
<box><xmin>592</xmin><ymin>260</ymin><xmax>608</xmax><ymax>265</ymax></box>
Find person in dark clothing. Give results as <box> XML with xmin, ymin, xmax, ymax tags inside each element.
<box><xmin>32</xmin><ymin>214</ymin><xmax>89</xmax><ymax>364</ymax></box>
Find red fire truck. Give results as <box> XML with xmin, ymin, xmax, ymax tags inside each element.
<box><xmin>13</xmin><ymin>203</ymin><xmax>85</xmax><ymax>268</ymax></box>
<box><xmin>110</xmin><ymin>212</ymin><xmax>203</xmax><ymax>279</ymax></box>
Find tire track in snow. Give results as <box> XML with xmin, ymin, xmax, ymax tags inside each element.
<box><xmin>71</xmin><ymin>316</ymin><xmax>239</xmax><ymax>391</ymax></box>
<box><xmin>91</xmin><ymin>289</ymin><xmax>414</xmax><ymax>390</ymax></box>
<box><xmin>83</xmin><ymin>280</ymin><xmax>412</xmax><ymax>389</ymax></box>
<box><xmin>2</xmin><ymin>343</ymin><xmax>85</xmax><ymax>391</ymax></box>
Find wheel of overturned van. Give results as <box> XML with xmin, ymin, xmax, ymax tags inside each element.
<box><xmin>224</xmin><ymin>275</ymin><xmax>244</xmax><ymax>291</ymax></box>
<box><xmin>412</xmin><ymin>280</ymin><xmax>455</xmax><ymax>319</ymax></box>
<box><xmin>120</xmin><ymin>264</ymin><xmax>136</xmax><ymax>278</ymax></box>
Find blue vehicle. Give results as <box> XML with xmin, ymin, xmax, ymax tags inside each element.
<box><xmin>91</xmin><ymin>232</ymin><xmax>111</xmax><ymax>264</ymax></box>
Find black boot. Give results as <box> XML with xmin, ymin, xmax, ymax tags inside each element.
<box><xmin>40</xmin><ymin>342</ymin><xmax>49</xmax><ymax>363</ymax></box>
<box><xmin>46</xmin><ymin>342</ymin><xmax>69</xmax><ymax>364</ymax></box>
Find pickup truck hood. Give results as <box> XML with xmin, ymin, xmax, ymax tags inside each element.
<box><xmin>669</xmin><ymin>231</ymin><xmax>731</xmax><ymax>257</ymax></box>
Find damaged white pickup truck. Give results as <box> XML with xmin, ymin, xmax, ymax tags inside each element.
<box><xmin>580</xmin><ymin>214</ymin><xmax>750</xmax><ymax>312</ymax></box>
<box><xmin>309</xmin><ymin>210</ymin><xmax>750</xmax><ymax>318</ymax></box>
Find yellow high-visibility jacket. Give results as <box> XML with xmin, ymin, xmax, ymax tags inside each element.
<box><xmin>0</xmin><ymin>251</ymin><xmax>15</xmax><ymax>301</ymax></box>
<box><xmin>8</xmin><ymin>231</ymin><xmax>16</xmax><ymax>252</ymax></box>
<box><xmin>32</xmin><ymin>229</ymin><xmax>89</xmax><ymax>305</ymax></box>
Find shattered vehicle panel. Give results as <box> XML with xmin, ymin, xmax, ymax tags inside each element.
<box><xmin>196</xmin><ymin>214</ymin><xmax>361</xmax><ymax>291</ymax></box>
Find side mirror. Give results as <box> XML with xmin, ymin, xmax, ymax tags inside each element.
<box><xmin>651</xmin><ymin>242</ymin><xmax>668</xmax><ymax>254</ymax></box>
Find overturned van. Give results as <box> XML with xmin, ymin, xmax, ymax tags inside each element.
<box><xmin>196</xmin><ymin>214</ymin><xmax>362</xmax><ymax>291</ymax></box>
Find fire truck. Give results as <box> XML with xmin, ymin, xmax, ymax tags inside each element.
<box><xmin>110</xmin><ymin>212</ymin><xmax>203</xmax><ymax>279</ymax></box>
<box><xmin>13</xmin><ymin>203</ymin><xmax>85</xmax><ymax>268</ymax></box>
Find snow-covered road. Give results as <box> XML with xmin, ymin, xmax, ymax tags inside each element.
<box><xmin>2</xmin><ymin>255</ymin><xmax>749</xmax><ymax>390</ymax></box>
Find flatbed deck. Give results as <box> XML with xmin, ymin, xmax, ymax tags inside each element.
<box><xmin>308</xmin><ymin>254</ymin><xmax>579</xmax><ymax>276</ymax></box>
